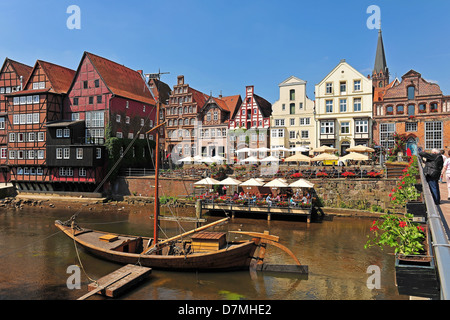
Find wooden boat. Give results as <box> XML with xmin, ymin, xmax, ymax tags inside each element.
<box><xmin>56</xmin><ymin>73</ymin><xmax>305</xmax><ymax>273</ymax></box>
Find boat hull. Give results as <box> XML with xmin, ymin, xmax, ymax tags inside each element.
<box><xmin>55</xmin><ymin>222</ymin><xmax>258</xmax><ymax>272</ymax></box>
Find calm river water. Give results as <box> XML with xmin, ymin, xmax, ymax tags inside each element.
<box><xmin>0</xmin><ymin>203</ymin><xmax>408</xmax><ymax>300</ymax></box>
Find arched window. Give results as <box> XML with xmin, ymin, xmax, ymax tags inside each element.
<box><xmin>184</xmin><ymin>118</ymin><xmax>189</xmax><ymax>125</ymax></box>
<box><xmin>397</xmin><ymin>105</ymin><xmax>404</xmax><ymax>114</ymax></box>
<box><xmin>386</xmin><ymin>105</ymin><xmax>394</xmax><ymax>115</ymax></box>
<box><xmin>184</xmin><ymin>106</ymin><xmax>187</xmax><ymax>113</ymax></box>
<box><xmin>407</xmin><ymin>86</ymin><xmax>415</xmax><ymax>100</ymax></box>
<box><xmin>168</xmin><ymin>120</ymin><xmax>173</xmax><ymax>126</ymax></box>
<box><xmin>419</xmin><ymin>104</ymin><xmax>426</xmax><ymax>113</ymax></box>
<box><xmin>190</xmin><ymin>118</ymin><xmax>195</xmax><ymax>125</ymax></box>
<box><xmin>408</xmin><ymin>104</ymin><xmax>415</xmax><ymax>116</ymax></box>
<box><xmin>189</xmin><ymin>106</ymin><xmax>193</xmax><ymax>113</ymax></box>
<box><xmin>430</xmin><ymin>102</ymin><xmax>438</xmax><ymax>113</ymax></box>
<box><xmin>289</xmin><ymin>89</ymin><xmax>295</xmax><ymax>100</ymax></box>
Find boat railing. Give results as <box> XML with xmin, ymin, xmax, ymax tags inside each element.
<box><xmin>418</xmin><ymin>157</ymin><xmax>450</xmax><ymax>300</ymax></box>
<box><xmin>201</xmin><ymin>197</ymin><xmax>312</xmax><ymax>211</ymax></box>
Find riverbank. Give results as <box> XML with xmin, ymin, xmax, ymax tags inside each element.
<box><xmin>1</xmin><ymin>193</ymin><xmax>386</xmax><ymax>220</ymax></box>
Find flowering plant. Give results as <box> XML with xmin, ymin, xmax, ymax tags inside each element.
<box><xmin>341</xmin><ymin>171</ymin><xmax>356</xmax><ymax>177</ymax></box>
<box><xmin>316</xmin><ymin>172</ymin><xmax>328</xmax><ymax>177</ymax></box>
<box><xmin>389</xmin><ymin>156</ymin><xmax>420</xmax><ymax>207</ymax></box>
<box><xmin>368</xmin><ymin>171</ymin><xmax>382</xmax><ymax>178</ymax></box>
<box><xmin>290</xmin><ymin>172</ymin><xmax>303</xmax><ymax>178</ymax></box>
<box><xmin>365</xmin><ymin>213</ymin><xmax>426</xmax><ymax>255</ymax></box>
<box><xmin>277</xmin><ymin>201</ymin><xmax>289</xmax><ymax>207</ymax></box>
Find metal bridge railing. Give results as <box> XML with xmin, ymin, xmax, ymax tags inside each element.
<box><xmin>418</xmin><ymin>157</ymin><xmax>450</xmax><ymax>300</ymax></box>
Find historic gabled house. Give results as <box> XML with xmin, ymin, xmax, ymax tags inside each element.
<box><xmin>270</xmin><ymin>76</ymin><xmax>315</xmax><ymax>156</ymax></box>
<box><xmin>315</xmin><ymin>60</ymin><xmax>373</xmax><ymax>155</ymax></box>
<box><xmin>164</xmin><ymin>75</ymin><xmax>209</xmax><ymax>160</ymax></box>
<box><xmin>58</xmin><ymin>52</ymin><xmax>157</xmax><ymax>191</ymax></box>
<box><xmin>0</xmin><ymin>58</ymin><xmax>32</xmax><ymax>182</ymax></box>
<box><xmin>5</xmin><ymin>60</ymin><xmax>76</xmax><ymax>191</ymax></box>
<box><xmin>197</xmin><ymin>94</ymin><xmax>241</xmax><ymax>159</ymax></box>
<box><xmin>228</xmin><ymin>85</ymin><xmax>272</xmax><ymax>162</ymax></box>
<box><xmin>372</xmin><ymin>70</ymin><xmax>450</xmax><ymax>153</ymax></box>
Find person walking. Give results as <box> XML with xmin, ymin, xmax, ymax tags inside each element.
<box><xmin>441</xmin><ymin>150</ymin><xmax>450</xmax><ymax>200</ymax></box>
<box><xmin>419</xmin><ymin>148</ymin><xmax>444</xmax><ymax>205</ymax></box>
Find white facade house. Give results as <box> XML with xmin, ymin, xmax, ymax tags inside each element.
<box><xmin>270</xmin><ymin>76</ymin><xmax>315</xmax><ymax>156</ymax></box>
<box><xmin>314</xmin><ymin>60</ymin><xmax>373</xmax><ymax>155</ymax></box>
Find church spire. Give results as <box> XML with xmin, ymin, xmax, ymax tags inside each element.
<box><xmin>372</xmin><ymin>29</ymin><xmax>389</xmax><ymax>88</ymax></box>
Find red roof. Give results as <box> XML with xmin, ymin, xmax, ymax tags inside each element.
<box><xmin>7</xmin><ymin>59</ymin><xmax>33</xmax><ymax>80</ymax></box>
<box><xmin>38</xmin><ymin>60</ymin><xmax>76</xmax><ymax>94</ymax></box>
<box><xmin>85</xmin><ymin>52</ymin><xmax>156</xmax><ymax>105</ymax></box>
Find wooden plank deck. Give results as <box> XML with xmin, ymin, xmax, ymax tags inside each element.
<box><xmin>85</xmin><ymin>264</ymin><xmax>152</xmax><ymax>299</ymax></box>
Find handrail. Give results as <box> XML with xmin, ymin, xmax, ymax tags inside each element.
<box><xmin>418</xmin><ymin>156</ymin><xmax>450</xmax><ymax>300</ymax></box>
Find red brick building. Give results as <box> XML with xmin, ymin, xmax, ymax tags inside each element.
<box><xmin>5</xmin><ymin>60</ymin><xmax>76</xmax><ymax>191</ymax></box>
<box><xmin>164</xmin><ymin>75</ymin><xmax>209</xmax><ymax>159</ymax></box>
<box><xmin>373</xmin><ymin>69</ymin><xmax>450</xmax><ymax>153</ymax></box>
<box><xmin>0</xmin><ymin>58</ymin><xmax>32</xmax><ymax>182</ymax></box>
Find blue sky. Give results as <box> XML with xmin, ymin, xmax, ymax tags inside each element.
<box><xmin>1</xmin><ymin>0</ymin><xmax>449</xmax><ymax>103</ymax></box>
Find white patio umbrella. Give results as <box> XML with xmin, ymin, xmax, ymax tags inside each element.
<box><xmin>194</xmin><ymin>177</ymin><xmax>220</xmax><ymax>186</ymax></box>
<box><xmin>201</xmin><ymin>156</ymin><xmax>214</xmax><ymax>163</ymax></box>
<box><xmin>239</xmin><ymin>156</ymin><xmax>259</xmax><ymax>164</ymax></box>
<box><xmin>271</xmin><ymin>146</ymin><xmax>290</xmax><ymax>152</ymax></box>
<box><xmin>178</xmin><ymin>156</ymin><xmax>195</xmax><ymax>163</ymax></box>
<box><xmin>314</xmin><ymin>146</ymin><xmax>337</xmax><ymax>153</ymax></box>
<box><xmin>236</xmin><ymin>148</ymin><xmax>252</xmax><ymax>153</ymax></box>
<box><xmin>256</xmin><ymin>147</ymin><xmax>270</xmax><ymax>152</ymax></box>
<box><xmin>240</xmin><ymin>178</ymin><xmax>265</xmax><ymax>187</ymax></box>
<box><xmin>311</xmin><ymin>153</ymin><xmax>339</xmax><ymax>162</ymax></box>
<box><xmin>264</xmin><ymin>178</ymin><xmax>289</xmax><ymax>188</ymax></box>
<box><xmin>217</xmin><ymin>177</ymin><xmax>242</xmax><ymax>186</ymax></box>
<box><xmin>339</xmin><ymin>152</ymin><xmax>369</xmax><ymax>161</ymax></box>
<box><xmin>284</xmin><ymin>153</ymin><xmax>312</xmax><ymax>162</ymax></box>
<box><xmin>212</xmin><ymin>155</ymin><xmax>227</xmax><ymax>163</ymax></box>
<box><xmin>260</xmin><ymin>156</ymin><xmax>281</xmax><ymax>162</ymax></box>
<box><xmin>289</xmin><ymin>146</ymin><xmax>309</xmax><ymax>152</ymax></box>
<box><xmin>345</xmin><ymin>145</ymin><xmax>375</xmax><ymax>153</ymax></box>
<box><xmin>193</xmin><ymin>155</ymin><xmax>203</xmax><ymax>162</ymax></box>
<box><xmin>289</xmin><ymin>178</ymin><xmax>315</xmax><ymax>188</ymax></box>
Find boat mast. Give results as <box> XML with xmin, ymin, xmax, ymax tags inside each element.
<box><xmin>145</xmin><ymin>70</ymin><xmax>169</xmax><ymax>247</ymax></box>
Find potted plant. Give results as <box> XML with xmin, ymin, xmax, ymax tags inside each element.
<box><xmin>341</xmin><ymin>171</ymin><xmax>356</xmax><ymax>178</ymax></box>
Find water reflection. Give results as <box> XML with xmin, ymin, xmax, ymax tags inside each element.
<box><xmin>0</xmin><ymin>204</ymin><xmax>407</xmax><ymax>300</ymax></box>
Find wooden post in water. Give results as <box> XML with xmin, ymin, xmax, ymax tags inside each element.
<box><xmin>196</xmin><ymin>199</ymin><xmax>202</xmax><ymax>228</ymax></box>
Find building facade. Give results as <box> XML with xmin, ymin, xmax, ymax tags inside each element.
<box><xmin>270</xmin><ymin>76</ymin><xmax>315</xmax><ymax>156</ymax></box>
<box><xmin>228</xmin><ymin>85</ymin><xmax>272</xmax><ymax>162</ymax></box>
<box><xmin>197</xmin><ymin>94</ymin><xmax>241</xmax><ymax>159</ymax></box>
<box><xmin>372</xmin><ymin>69</ymin><xmax>450</xmax><ymax>153</ymax></box>
<box><xmin>0</xmin><ymin>58</ymin><xmax>32</xmax><ymax>182</ymax></box>
<box><xmin>5</xmin><ymin>60</ymin><xmax>76</xmax><ymax>191</ymax></box>
<box><xmin>315</xmin><ymin>59</ymin><xmax>373</xmax><ymax>155</ymax></box>
<box><xmin>164</xmin><ymin>75</ymin><xmax>209</xmax><ymax>161</ymax></box>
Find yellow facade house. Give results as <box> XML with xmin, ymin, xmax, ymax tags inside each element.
<box><xmin>314</xmin><ymin>59</ymin><xmax>373</xmax><ymax>155</ymax></box>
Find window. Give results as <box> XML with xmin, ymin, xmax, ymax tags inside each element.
<box><xmin>1</xmin><ymin>148</ymin><xmax>6</xmax><ymax>159</ymax></box>
<box><xmin>9</xmin><ymin>133</ymin><xmax>15</xmax><ymax>143</ymax></box>
<box><xmin>83</xmin><ymin>81</ymin><xmax>88</xmax><ymax>89</ymax></box>
<box><xmin>407</xmin><ymin>86</ymin><xmax>415</xmax><ymax>100</ymax></box>
<box><xmin>206</xmin><ymin>112</ymin><xmax>211</xmax><ymax>121</ymax></box>
<box><xmin>301</xmin><ymin>130</ymin><xmax>309</xmax><ymax>139</ymax></box>
<box><xmin>430</xmin><ymin>103</ymin><xmax>438</xmax><ymax>113</ymax></box>
<box><xmin>340</xmin><ymin>81</ymin><xmax>346</xmax><ymax>93</ymax></box>
<box><xmin>141</xmin><ymin>119</ymin><xmax>145</xmax><ymax>127</ymax></box>
<box><xmin>116</xmin><ymin>132</ymin><xmax>123</xmax><ymax>138</ymax></box>
<box><xmin>33</xmin><ymin>113</ymin><xmax>39</xmax><ymax>123</ymax></box>
<box><xmin>425</xmin><ymin>121</ymin><xmax>442</xmax><ymax>149</ymax></box>
<box><xmin>13</xmin><ymin>114</ymin><xmax>19</xmax><ymax>124</ymax></box>
<box><xmin>355</xmin><ymin>120</ymin><xmax>368</xmax><ymax>133</ymax></box>
<box><xmin>274</xmin><ymin>119</ymin><xmax>285</xmax><ymax>127</ymax></box>
<box><xmin>88</xmin><ymin>96</ymin><xmax>94</xmax><ymax>104</ymax></box>
<box><xmin>97</xmin><ymin>95</ymin><xmax>102</xmax><ymax>103</ymax></box>
<box><xmin>326</xmin><ymin>83</ymin><xmax>333</xmax><ymax>94</ymax></box>
<box><xmin>299</xmin><ymin>102</ymin><xmax>303</xmax><ymax>110</ymax></box>
<box><xmin>320</xmin><ymin>121</ymin><xmax>334</xmax><ymax>134</ymax></box>
<box><xmin>94</xmin><ymin>79</ymin><xmax>100</xmax><ymax>88</ymax></box>
<box><xmin>33</xmin><ymin>95</ymin><xmax>39</xmax><ymax>104</ymax></box>
<box><xmin>407</xmin><ymin>104</ymin><xmax>415</xmax><ymax>116</ymax></box>
<box><xmin>128</xmin><ymin>133</ymin><xmax>134</xmax><ymax>139</ymax></box>
<box><xmin>300</xmin><ymin>118</ymin><xmax>310</xmax><ymax>125</ymax></box>
<box><xmin>380</xmin><ymin>123</ymin><xmax>396</xmax><ymax>148</ymax></box>
<box><xmin>79</xmin><ymin>168</ymin><xmax>86</xmax><ymax>177</ymax></box>
<box><xmin>386</xmin><ymin>106</ymin><xmax>394</xmax><ymax>115</ymax></box>
<box><xmin>20</xmin><ymin>114</ymin><xmax>26</xmax><ymax>124</ymax></box>
<box><xmin>397</xmin><ymin>105</ymin><xmax>404</xmax><ymax>114</ymax></box>
<box><xmin>37</xmin><ymin>150</ymin><xmax>44</xmax><ymax>159</ymax></box>
<box><xmin>289</xmin><ymin>89</ymin><xmax>295</xmax><ymax>100</ymax></box>
<box><xmin>326</xmin><ymin>100</ymin><xmax>333</xmax><ymax>113</ymax></box>
<box><xmin>419</xmin><ymin>104</ymin><xmax>426</xmax><ymax>113</ymax></box>
<box><xmin>354</xmin><ymin>80</ymin><xmax>361</xmax><ymax>91</ymax></box>
<box><xmin>405</xmin><ymin>122</ymin><xmax>418</xmax><ymax>132</ymax></box>
<box><xmin>9</xmin><ymin>150</ymin><xmax>16</xmax><ymax>159</ymax></box>
<box><xmin>353</xmin><ymin>98</ymin><xmax>361</xmax><ymax>112</ymax></box>
<box><xmin>125</xmin><ymin>116</ymin><xmax>130</xmax><ymax>124</ymax></box>
<box><xmin>290</xmin><ymin>118</ymin><xmax>295</xmax><ymax>126</ymax></box>
<box><xmin>76</xmin><ymin>148</ymin><xmax>83</xmax><ymax>159</ymax></box>
<box><xmin>213</xmin><ymin>111</ymin><xmax>218</xmax><ymax>120</ymax></box>
<box><xmin>27</xmin><ymin>96</ymin><xmax>32</xmax><ymax>104</ymax></box>
<box><xmin>63</xmin><ymin>148</ymin><xmax>70</xmax><ymax>159</ymax></box>
<box><xmin>271</xmin><ymin>129</ymin><xmax>284</xmax><ymax>138</ymax></box>
<box><xmin>341</xmin><ymin>122</ymin><xmax>350</xmax><ymax>134</ymax></box>
<box><xmin>96</xmin><ymin>148</ymin><xmax>101</xmax><ymax>159</ymax></box>
<box><xmin>289</xmin><ymin>131</ymin><xmax>296</xmax><ymax>139</ymax></box>
<box><xmin>72</xmin><ymin>113</ymin><xmax>80</xmax><ymax>121</ymax></box>
<box><xmin>282</xmin><ymin>104</ymin><xmax>285</xmax><ymax>111</ymax></box>
<box><xmin>13</xmin><ymin>97</ymin><xmax>20</xmax><ymax>105</ymax></box>
<box><xmin>17</xmin><ymin>133</ymin><xmax>24</xmax><ymax>142</ymax></box>
<box><xmin>0</xmin><ymin>118</ymin><xmax>4</xmax><ymax>129</ymax></box>
<box><xmin>56</xmin><ymin>148</ymin><xmax>63</xmax><ymax>159</ymax></box>
<box><xmin>73</xmin><ymin>97</ymin><xmax>79</xmax><ymax>106</ymax></box>
<box><xmin>38</xmin><ymin>132</ymin><xmax>45</xmax><ymax>141</ymax></box>
<box><xmin>26</xmin><ymin>114</ymin><xmax>33</xmax><ymax>124</ymax></box>
<box><xmin>116</xmin><ymin>115</ymin><xmax>121</xmax><ymax>123</ymax></box>
<box><xmin>68</xmin><ymin>167</ymin><xmax>74</xmax><ymax>177</ymax></box>
<box><xmin>56</xmin><ymin>129</ymin><xmax>63</xmax><ymax>138</ymax></box>
<box><xmin>339</xmin><ymin>99</ymin><xmax>347</xmax><ymax>112</ymax></box>
<box><xmin>289</xmin><ymin>103</ymin><xmax>295</xmax><ymax>115</ymax></box>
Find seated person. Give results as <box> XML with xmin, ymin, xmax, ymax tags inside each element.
<box><xmin>266</xmin><ymin>194</ymin><xmax>272</xmax><ymax>206</ymax></box>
